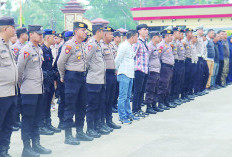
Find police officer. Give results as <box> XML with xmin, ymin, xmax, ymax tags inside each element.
<box><xmin>101</xmin><ymin>26</ymin><xmax>121</xmax><ymax>130</ymax></box>
<box><xmin>54</xmin><ymin>31</ymin><xmax>73</xmax><ymax>130</ymax></box>
<box><xmin>58</xmin><ymin>22</ymin><xmax>93</xmax><ymax>145</ymax></box>
<box><xmin>0</xmin><ymin>16</ymin><xmax>18</xmax><ymax>157</ymax></box>
<box><xmin>144</xmin><ymin>31</ymin><xmax>163</xmax><ymax>113</ymax></box>
<box><xmin>38</xmin><ymin>29</ymin><xmax>61</xmax><ymax>135</ymax></box>
<box><xmin>12</xmin><ymin>27</ymin><xmax>28</xmax><ymax>131</ymax></box>
<box><xmin>85</xmin><ymin>24</ymin><xmax>110</xmax><ymax>138</ymax></box>
<box><xmin>170</xmin><ymin>27</ymin><xmax>181</xmax><ymax>105</ymax></box>
<box><xmin>195</xmin><ymin>25</ymin><xmax>206</xmax><ymax>96</ymax></box>
<box><xmin>176</xmin><ymin>29</ymin><xmax>189</xmax><ymax>103</ymax></box>
<box><xmin>18</xmin><ymin>25</ymin><xmax>52</xmax><ymax>157</ymax></box>
<box><xmin>157</xmin><ymin>29</ymin><xmax>175</xmax><ymax>110</ymax></box>
<box><xmin>111</xmin><ymin>31</ymin><xmax>121</xmax><ymax>113</ymax></box>
<box><xmin>183</xmin><ymin>28</ymin><xmax>195</xmax><ymax>99</ymax></box>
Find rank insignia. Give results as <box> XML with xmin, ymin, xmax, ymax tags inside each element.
<box><xmin>76</xmin><ymin>46</ymin><xmax>79</xmax><ymax>49</ymax></box>
<box><xmin>158</xmin><ymin>46</ymin><xmax>163</xmax><ymax>53</ymax></box>
<box><xmin>24</xmin><ymin>51</ymin><xmax>29</xmax><ymax>59</ymax></box>
<box><xmin>14</xmin><ymin>48</ymin><xmax>19</xmax><ymax>54</ymax></box>
<box><xmin>65</xmin><ymin>45</ymin><xmax>72</xmax><ymax>54</ymax></box>
<box><xmin>88</xmin><ymin>45</ymin><xmax>93</xmax><ymax>51</ymax></box>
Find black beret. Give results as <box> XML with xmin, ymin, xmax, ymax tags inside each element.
<box><xmin>113</xmin><ymin>31</ymin><xmax>121</xmax><ymax>37</ymax></box>
<box><xmin>104</xmin><ymin>26</ymin><xmax>115</xmax><ymax>32</ymax></box>
<box><xmin>92</xmin><ymin>24</ymin><xmax>105</xmax><ymax>32</ymax></box>
<box><xmin>0</xmin><ymin>16</ymin><xmax>18</xmax><ymax>27</ymax></box>
<box><xmin>172</xmin><ymin>27</ymin><xmax>181</xmax><ymax>32</ymax></box>
<box><xmin>73</xmin><ymin>22</ymin><xmax>88</xmax><ymax>30</ymax></box>
<box><xmin>185</xmin><ymin>28</ymin><xmax>193</xmax><ymax>32</ymax></box>
<box><xmin>179</xmin><ymin>29</ymin><xmax>185</xmax><ymax>33</ymax></box>
<box><xmin>136</xmin><ymin>24</ymin><xmax>148</xmax><ymax>31</ymax></box>
<box><xmin>161</xmin><ymin>29</ymin><xmax>174</xmax><ymax>35</ymax></box>
<box><xmin>16</xmin><ymin>27</ymin><xmax>27</xmax><ymax>35</ymax></box>
<box><xmin>28</xmin><ymin>25</ymin><xmax>43</xmax><ymax>34</ymax></box>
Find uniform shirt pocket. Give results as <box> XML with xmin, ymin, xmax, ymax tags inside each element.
<box><xmin>0</xmin><ymin>51</ymin><xmax>11</xmax><ymax>66</ymax></box>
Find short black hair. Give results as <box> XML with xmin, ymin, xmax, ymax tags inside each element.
<box><xmin>207</xmin><ymin>29</ymin><xmax>214</xmax><ymax>34</ymax></box>
<box><xmin>217</xmin><ymin>30</ymin><xmax>223</xmax><ymax>34</ymax></box>
<box><xmin>126</xmin><ymin>30</ymin><xmax>138</xmax><ymax>39</ymax></box>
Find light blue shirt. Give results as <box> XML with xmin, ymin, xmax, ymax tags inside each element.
<box><xmin>115</xmin><ymin>40</ymin><xmax>136</xmax><ymax>79</ymax></box>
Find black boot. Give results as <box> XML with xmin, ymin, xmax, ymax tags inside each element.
<box><xmin>101</xmin><ymin>122</ymin><xmax>113</xmax><ymax>132</ymax></box>
<box><xmin>152</xmin><ymin>102</ymin><xmax>164</xmax><ymax>112</ymax></box>
<box><xmin>86</xmin><ymin>121</ymin><xmax>101</xmax><ymax>138</ymax></box>
<box><xmin>38</xmin><ymin>126</ymin><xmax>54</xmax><ymax>135</ymax></box>
<box><xmin>22</xmin><ymin>140</ymin><xmax>40</xmax><ymax>157</ymax></box>
<box><xmin>64</xmin><ymin>128</ymin><xmax>80</xmax><ymax>145</ymax></box>
<box><xmin>158</xmin><ymin>102</ymin><xmax>170</xmax><ymax>110</ymax></box>
<box><xmin>95</xmin><ymin>121</ymin><xmax>110</xmax><ymax>135</ymax></box>
<box><xmin>46</xmin><ymin>119</ymin><xmax>61</xmax><ymax>133</ymax></box>
<box><xmin>58</xmin><ymin>119</ymin><xmax>65</xmax><ymax>130</ymax></box>
<box><xmin>0</xmin><ymin>146</ymin><xmax>12</xmax><ymax>157</ymax></box>
<box><xmin>146</xmin><ymin>104</ymin><xmax>157</xmax><ymax>114</ymax></box>
<box><xmin>165</xmin><ymin>102</ymin><xmax>176</xmax><ymax>108</ymax></box>
<box><xmin>76</xmin><ymin>128</ymin><xmax>94</xmax><ymax>141</ymax></box>
<box><xmin>32</xmin><ymin>137</ymin><xmax>52</xmax><ymax>154</ymax></box>
<box><xmin>106</xmin><ymin>120</ymin><xmax>121</xmax><ymax>129</ymax></box>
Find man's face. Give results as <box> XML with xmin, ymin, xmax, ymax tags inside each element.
<box><xmin>22</xmin><ymin>33</ymin><xmax>29</xmax><ymax>42</ymax></box>
<box><xmin>187</xmin><ymin>32</ymin><xmax>193</xmax><ymax>38</ymax></box>
<box><xmin>76</xmin><ymin>28</ymin><xmax>87</xmax><ymax>41</ymax></box>
<box><xmin>48</xmin><ymin>35</ymin><xmax>55</xmax><ymax>46</ymax></box>
<box><xmin>203</xmin><ymin>36</ymin><xmax>206</xmax><ymax>41</ymax></box>
<box><xmin>132</xmin><ymin>33</ymin><xmax>139</xmax><ymax>44</ymax></box>
<box><xmin>214</xmin><ymin>34</ymin><xmax>220</xmax><ymax>42</ymax></box>
<box><xmin>174</xmin><ymin>31</ymin><xmax>180</xmax><ymax>39</ymax></box>
<box><xmin>114</xmin><ymin>36</ymin><xmax>121</xmax><ymax>43</ymax></box>
<box><xmin>54</xmin><ymin>36</ymin><xmax>61</xmax><ymax>44</ymax></box>
<box><xmin>219</xmin><ymin>32</ymin><xmax>224</xmax><ymax>40</ymax></box>
<box><xmin>168</xmin><ymin>34</ymin><xmax>174</xmax><ymax>42</ymax></box>
<box><xmin>139</xmin><ymin>28</ymin><xmax>148</xmax><ymax>38</ymax></box>
<box><xmin>223</xmin><ymin>32</ymin><xmax>228</xmax><ymax>40</ymax></box>
<box><xmin>104</xmin><ymin>32</ymin><xmax>113</xmax><ymax>43</ymax></box>
<box><xmin>10</xmin><ymin>35</ymin><xmax>17</xmax><ymax>44</ymax></box>
<box><xmin>192</xmin><ymin>36</ymin><xmax>197</xmax><ymax>43</ymax></box>
<box><xmin>179</xmin><ymin>32</ymin><xmax>184</xmax><ymax>39</ymax></box>
<box><xmin>6</xmin><ymin>26</ymin><xmax>16</xmax><ymax>38</ymax></box>
<box><xmin>208</xmin><ymin>31</ymin><xmax>215</xmax><ymax>39</ymax></box>
<box><xmin>198</xmin><ymin>29</ymin><xmax>204</xmax><ymax>36</ymax></box>
<box><xmin>152</xmin><ymin>36</ymin><xmax>160</xmax><ymax>43</ymax></box>
<box><xmin>230</xmin><ymin>38</ymin><xmax>232</xmax><ymax>43</ymax></box>
<box><xmin>31</xmin><ymin>32</ymin><xmax>43</xmax><ymax>43</ymax></box>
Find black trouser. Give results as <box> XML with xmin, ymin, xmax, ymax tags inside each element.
<box><xmin>216</xmin><ymin>60</ymin><xmax>224</xmax><ymax>86</ymax></box>
<box><xmin>105</xmin><ymin>70</ymin><xmax>117</xmax><ymax>122</ymax></box>
<box><xmin>202</xmin><ymin>60</ymin><xmax>209</xmax><ymax>91</ymax></box>
<box><xmin>86</xmin><ymin>84</ymin><xmax>105</xmax><ymax>127</ymax></box>
<box><xmin>184</xmin><ymin>58</ymin><xmax>192</xmax><ymax>95</ymax></box>
<box><xmin>191</xmin><ymin>63</ymin><xmax>198</xmax><ymax>94</ymax></box>
<box><xmin>144</xmin><ymin>72</ymin><xmax>160</xmax><ymax>105</ymax></box>
<box><xmin>21</xmin><ymin>94</ymin><xmax>42</xmax><ymax>141</ymax></box>
<box><xmin>132</xmin><ymin>70</ymin><xmax>148</xmax><ymax>113</ymax></box>
<box><xmin>57</xmin><ymin>78</ymin><xmax>65</xmax><ymax>121</ymax></box>
<box><xmin>63</xmin><ymin>71</ymin><xmax>87</xmax><ymax>129</ymax></box>
<box><xmin>170</xmin><ymin>59</ymin><xmax>178</xmax><ymax>99</ymax></box>
<box><xmin>176</xmin><ymin>61</ymin><xmax>185</xmax><ymax>98</ymax></box>
<box><xmin>195</xmin><ymin>57</ymin><xmax>204</xmax><ymax>93</ymax></box>
<box><xmin>15</xmin><ymin>86</ymin><xmax>22</xmax><ymax>125</ymax></box>
<box><xmin>0</xmin><ymin>96</ymin><xmax>16</xmax><ymax>150</ymax></box>
<box><xmin>38</xmin><ymin>81</ymin><xmax>55</xmax><ymax>127</ymax></box>
<box><xmin>113</xmin><ymin>81</ymin><xmax>119</xmax><ymax>109</ymax></box>
<box><xmin>157</xmin><ymin>63</ymin><xmax>173</xmax><ymax>103</ymax></box>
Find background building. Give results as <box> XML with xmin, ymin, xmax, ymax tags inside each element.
<box><xmin>131</xmin><ymin>4</ymin><xmax>232</xmax><ymax>32</ymax></box>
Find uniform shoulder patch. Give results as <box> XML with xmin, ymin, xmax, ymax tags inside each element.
<box><xmin>158</xmin><ymin>46</ymin><xmax>164</xmax><ymax>53</ymax></box>
<box><xmin>65</xmin><ymin>45</ymin><xmax>72</xmax><ymax>54</ymax></box>
<box><xmin>88</xmin><ymin>45</ymin><xmax>93</xmax><ymax>51</ymax></box>
<box><xmin>24</xmin><ymin>51</ymin><xmax>29</xmax><ymax>59</ymax></box>
<box><xmin>14</xmin><ymin>48</ymin><xmax>19</xmax><ymax>54</ymax></box>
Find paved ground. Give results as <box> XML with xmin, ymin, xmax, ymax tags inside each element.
<box><xmin>9</xmin><ymin>85</ymin><xmax>232</xmax><ymax>157</ymax></box>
